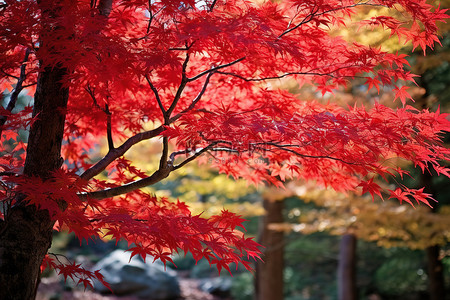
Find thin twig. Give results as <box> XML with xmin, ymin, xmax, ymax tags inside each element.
<box><xmin>209</xmin><ymin>147</ymin><xmax>240</xmax><ymax>153</ymax></box>
<box><xmin>216</xmin><ymin>64</ymin><xmax>365</xmax><ymax>82</ymax></box>
<box><xmin>169</xmin><ymin>149</ymin><xmax>190</xmax><ymax>162</ymax></box>
<box><xmin>172</xmin><ymin>142</ymin><xmax>220</xmax><ymax>170</ymax></box>
<box><xmin>85</xmin><ymin>85</ymin><xmax>115</xmax><ymax>150</ymax></box>
<box><xmin>0</xmin><ymin>171</ymin><xmax>18</xmax><ymax>177</ymax></box>
<box><xmin>22</xmin><ymin>83</ymin><xmax>37</xmax><ymax>88</ymax></box>
<box><xmin>0</xmin><ymin>70</ymin><xmax>19</xmax><ymax>80</ymax></box>
<box><xmin>187</xmin><ymin>56</ymin><xmax>246</xmax><ymax>82</ymax></box>
<box><xmin>169</xmin><ymin>71</ymin><xmax>214</xmax><ymax>123</ymax></box>
<box><xmin>278</xmin><ymin>6</ymin><xmax>319</xmax><ymax>39</ymax></box>
<box><xmin>0</xmin><ymin>48</ymin><xmax>31</xmax><ymax>137</ymax></box>
<box><xmin>80</xmin><ymin>68</ymin><xmax>214</xmax><ymax>181</ymax></box>
<box><xmin>209</xmin><ymin>0</ymin><xmax>218</xmax><ymax>12</ymax></box>
<box><xmin>216</xmin><ymin>70</ymin><xmax>334</xmax><ymax>82</ymax></box>
<box><xmin>144</xmin><ymin>74</ymin><xmax>166</xmax><ymax>116</ymax></box>
<box><xmin>278</xmin><ymin>1</ymin><xmax>374</xmax><ymax>39</ymax></box>
<box><xmin>166</xmin><ymin>48</ymin><xmax>190</xmax><ymax>118</ymax></box>
<box><xmin>146</xmin><ymin>0</ymin><xmax>153</xmax><ymax>34</ymax></box>
<box><xmin>260</xmin><ymin>142</ymin><xmax>359</xmax><ymax>165</ymax></box>
<box><xmin>138</xmin><ymin>5</ymin><xmax>165</xmax><ymax>40</ymax></box>
<box><xmin>105</xmin><ymin>104</ymin><xmax>114</xmax><ymax>150</ymax></box>
<box><xmin>169</xmin><ymin>47</ymin><xmax>190</xmax><ymax>51</ymax></box>
<box><xmin>85</xmin><ymin>85</ymin><xmax>102</xmax><ymax>111</ymax></box>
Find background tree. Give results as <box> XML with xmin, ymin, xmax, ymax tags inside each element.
<box><xmin>288</xmin><ymin>183</ymin><xmax>450</xmax><ymax>298</ymax></box>
<box><xmin>1</xmin><ymin>1</ymin><xmax>449</xmax><ymax>299</ymax></box>
<box><xmin>255</xmin><ymin>187</ymin><xmax>292</xmax><ymax>300</ymax></box>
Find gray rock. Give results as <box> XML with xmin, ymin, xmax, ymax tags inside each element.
<box><xmin>199</xmin><ymin>277</ymin><xmax>232</xmax><ymax>297</ymax></box>
<box><xmin>92</xmin><ymin>250</ymin><xmax>180</xmax><ymax>299</ymax></box>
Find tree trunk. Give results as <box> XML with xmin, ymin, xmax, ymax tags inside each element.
<box><xmin>422</xmin><ymin>189</ymin><xmax>446</xmax><ymax>300</ymax></box>
<box><xmin>337</xmin><ymin>233</ymin><xmax>357</xmax><ymax>300</ymax></box>
<box><xmin>0</xmin><ymin>3</ymin><xmax>70</xmax><ymax>294</ymax></box>
<box><xmin>426</xmin><ymin>245</ymin><xmax>445</xmax><ymax>300</ymax></box>
<box><xmin>417</xmin><ymin>66</ymin><xmax>447</xmax><ymax>300</ymax></box>
<box><xmin>255</xmin><ymin>196</ymin><xmax>284</xmax><ymax>300</ymax></box>
<box><xmin>421</xmin><ymin>171</ymin><xmax>446</xmax><ymax>300</ymax></box>
<box><xmin>0</xmin><ymin>1</ymin><xmax>113</xmax><ymax>298</ymax></box>
<box><xmin>0</xmin><ymin>64</ymin><xmax>69</xmax><ymax>299</ymax></box>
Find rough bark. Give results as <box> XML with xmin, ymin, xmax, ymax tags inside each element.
<box><xmin>0</xmin><ymin>65</ymin><xmax>69</xmax><ymax>299</ymax></box>
<box><xmin>255</xmin><ymin>196</ymin><xmax>284</xmax><ymax>300</ymax></box>
<box><xmin>415</xmin><ymin>67</ymin><xmax>447</xmax><ymax>300</ymax></box>
<box><xmin>0</xmin><ymin>204</ymin><xmax>56</xmax><ymax>299</ymax></box>
<box><xmin>337</xmin><ymin>233</ymin><xmax>357</xmax><ymax>300</ymax></box>
<box><xmin>426</xmin><ymin>245</ymin><xmax>446</xmax><ymax>300</ymax></box>
<box><xmin>0</xmin><ymin>1</ymin><xmax>70</xmax><ymax>297</ymax></box>
<box><xmin>0</xmin><ymin>0</ymin><xmax>117</xmax><ymax>297</ymax></box>
<box><xmin>421</xmin><ymin>171</ymin><xmax>446</xmax><ymax>300</ymax></box>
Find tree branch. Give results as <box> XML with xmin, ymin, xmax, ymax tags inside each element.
<box><xmin>169</xmin><ymin>71</ymin><xmax>214</xmax><ymax>123</ymax></box>
<box><xmin>278</xmin><ymin>2</ymin><xmax>374</xmax><ymax>39</ymax></box>
<box><xmin>209</xmin><ymin>147</ymin><xmax>240</xmax><ymax>154</ymax></box>
<box><xmin>104</xmin><ymin>104</ymin><xmax>114</xmax><ymax>150</ymax></box>
<box><xmin>97</xmin><ymin>0</ymin><xmax>112</xmax><ymax>16</ymax></box>
<box><xmin>138</xmin><ymin>5</ymin><xmax>165</xmax><ymax>40</ymax></box>
<box><xmin>80</xmin><ymin>126</ymin><xmax>165</xmax><ymax>181</ymax></box>
<box><xmin>0</xmin><ymin>48</ymin><xmax>31</xmax><ymax>137</ymax></box>
<box><xmin>80</xmin><ymin>166</ymin><xmax>172</xmax><ymax>200</ymax></box>
<box><xmin>22</xmin><ymin>83</ymin><xmax>37</xmax><ymax>89</ymax></box>
<box><xmin>79</xmin><ymin>51</ymin><xmax>241</xmax><ymax>192</ymax></box>
<box><xmin>209</xmin><ymin>0</ymin><xmax>218</xmax><ymax>12</ymax></box>
<box><xmin>257</xmin><ymin>142</ymin><xmax>360</xmax><ymax>165</ymax></box>
<box><xmin>216</xmin><ymin>70</ymin><xmax>334</xmax><ymax>82</ymax></box>
<box><xmin>145</xmin><ymin>74</ymin><xmax>166</xmax><ymax>117</ymax></box>
<box><xmin>278</xmin><ymin>6</ymin><xmax>319</xmax><ymax>39</ymax></box>
<box><xmin>216</xmin><ymin>65</ymin><xmax>364</xmax><ymax>82</ymax></box>
<box><xmin>80</xmin><ymin>58</ymin><xmax>215</xmax><ymax>182</ymax></box>
<box><xmin>146</xmin><ymin>0</ymin><xmax>153</xmax><ymax>34</ymax></box>
<box><xmin>187</xmin><ymin>56</ymin><xmax>246</xmax><ymax>82</ymax></box>
<box><xmin>166</xmin><ymin>49</ymin><xmax>190</xmax><ymax>119</ymax></box>
<box><xmin>159</xmin><ymin>136</ymin><xmax>169</xmax><ymax>169</ymax></box>
<box><xmin>172</xmin><ymin>142</ymin><xmax>220</xmax><ymax>170</ymax></box>
<box><xmin>85</xmin><ymin>85</ymin><xmax>115</xmax><ymax>151</ymax></box>
<box><xmin>0</xmin><ymin>70</ymin><xmax>19</xmax><ymax>80</ymax></box>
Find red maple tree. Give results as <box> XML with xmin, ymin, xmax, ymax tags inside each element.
<box><xmin>0</xmin><ymin>0</ymin><xmax>449</xmax><ymax>298</ymax></box>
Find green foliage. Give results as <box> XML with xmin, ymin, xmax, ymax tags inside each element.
<box><xmin>374</xmin><ymin>249</ymin><xmax>428</xmax><ymax>295</ymax></box>
<box><xmin>169</xmin><ymin>252</ymin><xmax>197</xmax><ymax>271</ymax></box>
<box><xmin>231</xmin><ymin>273</ymin><xmax>254</xmax><ymax>300</ymax></box>
<box><xmin>283</xmin><ymin>232</ymin><xmax>339</xmax><ymax>299</ymax></box>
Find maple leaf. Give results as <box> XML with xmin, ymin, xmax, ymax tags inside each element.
<box><xmin>389</xmin><ymin>188</ymin><xmax>414</xmax><ymax>207</ymax></box>
<box><xmin>358</xmin><ymin>178</ymin><xmax>383</xmax><ymax>201</ymax></box>
<box><xmin>393</xmin><ymin>85</ymin><xmax>413</xmax><ymax>106</ymax></box>
<box><xmin>434</xmin><ymin>165</ymin><xmax>450</xmax><ymax>178</ymax></box>
<box><xmin>407</xmin><ymin>187</ymin><xmax>436</xmax><ymax>208</ymax></box>
<box><xmin>364</xmin><ymin>76</ymin><xmax>381</xmax><ymax>93</ymax></box>
<box><xmin>271</xmin><ymin>163</ymin><xmax>292</xmax><ymax>181</ymax></box>
<box><xmin>40</xmin><ymin>254</ymin><xmax>55</xmax><ymax>273</ymax></box>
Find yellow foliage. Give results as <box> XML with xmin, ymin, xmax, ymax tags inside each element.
<box><xmin>100</xmin><ymin>138</ymin><xmax>262</xmax><ymax>218</ymax></box>
<box><xmin>285</xmin><ymin>182</ymin><xmax>450</xmax><ymax>249</ymax></box>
